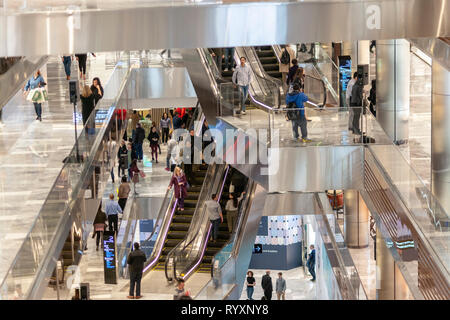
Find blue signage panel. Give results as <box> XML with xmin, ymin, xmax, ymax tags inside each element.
<box><xmin>253</xmin><ymin>244</ymin><xmax>263</xmax><ymax>254</ymax></box>
<box><xmin>257</xmin><ymin>216</ymin><xmax>268</xmax><ymax>236</ymax></box>
<box><xmin>339</xmin><ymin>55</ymin><xmax>352</xmax><ymax>108</ymax></box>
<box><xmin>103</xmin><ymin>231</ymin><xmax>117</xmax><ymax>284</ymax></box>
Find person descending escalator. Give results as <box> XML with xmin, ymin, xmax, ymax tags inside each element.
<box><xmin>223</xmin><ymin>47</ymin><xmax>235</xmax><ymax>72</ymax></box>
<box><xmin>168</xmin><ymin>166</ymin><xmax>188</xmax><ymax>211</ymax></box>
<box><xmin>232</xmin><ymin>57</ymin><xmax>252</xmax><ymax>115</ymax></box>
<box><xmin>286</xmin><ymin>59</ymin><xmax>299</xmax><ymax>87</ymax></box>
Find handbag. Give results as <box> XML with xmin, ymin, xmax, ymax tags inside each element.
<box><xmin>139</xmin><ymin>171</ymin><xmax>146</xmax><ymax>178</ymax></box>
<box><xmin>31</xmin><ymin>89</ymin><xmax>43</xmax><ymax>103</ymax></box>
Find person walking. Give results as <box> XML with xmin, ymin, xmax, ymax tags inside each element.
<box><xmin>130</xmin><ymin>159</ymin><xmax>142</xmax><ymax>194</ymax></box>
<box><xmin>118</xmin><ymin>176</ymin><xmax>131</xmax><ymax>211</ymax></box>
<box><xmin>166</xmin><ymin>133</ymin><xmax>178</xmax><ymax>172</ymax></box>
<box><xmin>279</xmin><ymin>45</ymin><xmax>296</xmax><ymax>91</ymax></box>
<box><xmin>307</xmin><ymin>244</ymin><xmax>316</xmax><ymax>281</ymax></box>
<box><xmin>261</xmin><ymin>271</ymin><xmax>273</xmax><ymax>300</ymax></box>
<box><xmin>368</xmin><ymin>79</ymin><xmax>376</xmax><ymax>117</ymax></box>
<box><xmin>285</xmin><ymin>84</ymin><xmax>311</xmax><ymax>142</ymax></box>
<box><xmin>225</xmin><ymin>193</ymin><xmax>242</xmax><ymax>233</ymax></box>
<box><xmin>286</xmin><ymin>59</ymin><xmax>299</xmax><ymax>87</ymax></box>
<box><xmin>232</xmin><ymin>57</ymin><xmax>252</xmax><ymax>115</ymax></box>
<box><xmin>206</xmin><ymin>194</ymin><xmax>223</xmax><ymax>243</ymax></box>
<box><xmin>75</xmin><ymin>53</ymin><xmax>88</xmax><ymax>80</ymax></box>
<box><xmin>126</xmin><ymin>142</ymin><xmax>137</xmax><ymax>181</ymax></box>
<box><xmin>117</xmin><ymin>140</ymin><xmax>128</xmax><ymax>178</ymax></box>
<box><xmin>127</xmin><ymin>242</ymin><xmax>147</xmax><ymax>299</ymax></box>
<box><xmin>62</xmin><ymin>55</ymin><xmax>72</xmax><ymax>80</ymax></box>
<box><xmin>148</xmin><ymin>126</ymin><xmax>160</xmax><ymax>163</ymax></box>
<box><xmin>160</xmin><ymin>112</ymin><xmax>172</xmax><ymax>144</ymax></box>
<box><xmin>80</xmin><ymin>85</ymin><xmax>95</xmax><ymax>126</ymax></box>
<box><xmin>350</xmin><ymin>74</ymin><xmax>364</xmax><ymax>135</ymax></box>
<box><xmin>168</xmin><ymin>166</ymin><xmax>188</xmax><ymax>211</ymax></box>
<box><xmin>346</xmin><ymin>72</ymin><xmax>358</xmax><ymax>129</ymax></box>
<box><xmin>134</xmin><ymin>123</ymin><xmax>146</xmax><ymax>161</ymax></box>
<box><xmin>246</xmin><ymin>271</ymin><xmax>256</xmax><ymax>300</ymax></box>
<box><xmin>276</xmin><ymin>272</ymin><xmax>286</xmax><ymax>300</ymax></box>
<box><xmin>90</xmin><ymin>77</ymin><xmax>104</xmax><ymax>106</ymax></box>
<box><xmin>24</xmin><ymin>70</ymin><xmax>46</xmax><ymax>121</ymax></box>
<box><xmin>105</xmin><ymin>193</ymin><xmax>122</xmax><ymax>234</ymax></box>
<box><xmin>92</xmin><ymin>205</ymin><xmax>107</xmax><ymax>251</ymax></box>
<box><xmin>223</xmin><ymin>47</ymin><xmax>235</xmax><ymax>72</ymax></box>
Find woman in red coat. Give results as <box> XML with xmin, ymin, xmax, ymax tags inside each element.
<box><xmin>168</xmin><ymin>166</ymin><xmax>188</xmax><ymax>211</ymax></box>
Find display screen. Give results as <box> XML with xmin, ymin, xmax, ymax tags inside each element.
<box><xmin>103</xmin><ymin>231</ymin><xmax>117</xmax><ymax>284</ymax></box>
<box><xmin>338</xmin><ymin>56</ymin><xmax>352</xmax><ymax>108</ymax></box>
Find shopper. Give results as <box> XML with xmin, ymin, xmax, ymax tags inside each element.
<box><xmin>286</xmin><ymin>59</ymin><xmax>299</xmax><ymax>87</ymax></box>
<box><xmin>232</xmin><ymin>57</ymin><xmax>252</xmax><ymax>114</ymax></box>
<box><xmin>160</xmin><ymin>112</ymin><xmax>171</xmax><ymax>144</ymax></box>
<box><xmin>130</xmin><ymin>159</ymin><xmax>142</xmax><ymax>194</ymax></box>
<box><xmin>291</xmin><ymin>68</ymin><xmax>305</xmax><ymax>91</ymax></box>
<box><xmin>285</xmin><ymin>84</ymin><xmax>311</xmax><ymax>142</ymax></box>
<box><xmin>105</xmin><ymin>193</ymin><xmax>122</xmax><ymax>234</ymax></box>
<box><xmin>276</xmin><ymin>272</ymin><xmax>286</xmax><ymax>300</ymax></box>
<box><xmin>261</xmin><ymin>271</ymin><xmax>273</xmax><ymax>300</ymax></box>
<box><xmin>172</xmin><ymin>111</ymin><xmax>183</xmax><ymax>130</ymax></box>
<box><xmin>127</xmin><ymin>242</ymin><xmax>147</xmax><ymax>299</ymax></box>
<box><xmin>118</xmin><ymin>176</ymin><xmax>131</xmax><ymax>211</ymax></box>
<box><xmin>223</xmin><ymin>47</ymin><xmax>235</xmax><ymax>72</ymax></box>
<box><xmin>62</xmin><ymin>55</ymin><xmax>72</xmax><ymax>80</ymax></box>
<box><xmin>174</xmin><ymin>278</ymin><xmax>190</xmax><ymax>300</ymax></box>
<box><xmin>209</xmin><ymin>48</ymin><xmax>224</xmax><ymax>71</ymax></box>
<box><xmin>24</xmin><ymin>70</ymin><xmax>46</xmax><ymax>121</ymax></box>
<box><xmin>127</xmin><ymin>142</ymin><xmax>137</xmax><ymax>181</ymax></box>
<box><xmin>166</xmin><ymin>133</ymin><xmax>178</xmax><ymax>172</ymax></box>
<box><xmin>206</xmin><ymin>194</ymin><xmax>223</xmax><ymax>242</ymax></box>
<box><xmin>91</xmin><ymin>77</ymin><xmax>104</xmax><ymax>106</ymax></box>
<box><xmin>117</xmin><ymin>140</ymin><xmax>128</xmax><ymax>178</ymax></box>
<box><xmin>368</xmin><ymin>79</ymin><xmax>376</xmax><ymax>117</ymax></box>
<box><xmin>80</xmin><ymin>85</ymin><xmax>95</xmax><ymax>126</ymax></box>
<box><xmin>350</xmin><ymin>74</ymin><xmax>364</xmax><ymax>135</ymax></box>
<box><xmin>246</xmin><ymin>271</ymin><xmax>256</xmax><ymax>300</ymax></box>
<box><xmin>148</xmin><ymin>126</ymin><xmax>160</xmax><ymax>163</ymax></box>
<box><xmin>134</xmin><ymin>123</ymin><xmax>146</xmax><ymax>161</ymax></box>
<box><xmin>75</xmin><ymin>53</ymin><xmax>88</xmax><ymax>80</ymax></box>
<box><xmin>346</xmin><ymin>72</ymin><xmax>358</xmax><ymax>129</ymax></box>
<box><xmin>92</xmin><ymin>205</ymin><xmax>107</xmax><ymax>251</ymax></box>
<box><xmin>307</xmin><ymin>244</ymin><xmax>316</xmax><ymax>281</ymax></box>
<box><xmin>225</xmin><ymin>193</ymin><xmax>242</xmax><ymax>233</ymax></box>
<box><xmin>168</xmin><ymin>166</ymin><xmax>188</xmax><ymax>211</ymax></box>
<box><xmin>279</xmin><ymin>45</ymin><xmax>296</xmax><ymax>91</ymax></box>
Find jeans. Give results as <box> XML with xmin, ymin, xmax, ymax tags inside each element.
<box><xmin>246</xmin><ymin>286</ymin><xmax>254</xmax><ymax>300</ymax></box>
<box><xmin>136</xmin><ymin>143</ymin><xmax>143</xmax><ymax>160</ymax></box>
<box><xmin>108</xmin><ymin>214</ymin><xmax>118</xmax><ymax>234</ymax></box>
<box><xmin>227</xmin><ymin>210</ymin><xmax>237</xmax><ymax>233</ymax></box>
<box><xmin>224</xmin><ymin>48</ymin><xmax>235</xmax><ymax>70</ymax></box>
<box><xmin>166</xmin><ymin>155</ymin><xmax>171</xmax><ymax>169</ymax></box>
<box><xmin>110</xmin><ymin>168</ymin><xmax>115</xmax><ymax>183</ymax></box>
<box><xmin>161</xmin><ymin>127</ymin><xmax>169</xmax><ymax>143</ymax></box>
<box><xmin>291</xmin><ymin>117</ymin><xmax>307</xmax><ymax>139</ymax></box>
<box><xmin>129</xmin><ymin>272</ymin><xmax>143</xmax><ymax>297</ymax></box>
<box><xmin>63</xmin><ymin>56</ymin><xmax>71</xmax><ymax>77</ymax></box>
<box><xmin>33</xmin><ymin>103</ymin><xmax>42</xmax><ymax>118</ymax></box>
<box><xmin>210</xmin><ymin>218</ymin><xmax>221</xmax><ymax>241</ymax></box>
<box><xmin>178</xmin><ymin>197</ymin><xmax>185</xmax><ymax>209</ymax></box>
<box><xmin>308</xmin><ymin>265</ymin><xmax>316</xmax><ymax>280</ymax></box>
<box><xmin>239</xmin><ymin>85</ymin><xmax>249</xmax><ymax>112</ymax></box>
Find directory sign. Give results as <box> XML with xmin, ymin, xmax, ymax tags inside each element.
<box><xmin>338</xmin><ymin>56</ymin><xmax>352</xmax><ymax>108</ymax></box>
<box><xmin>103</xmin><ymin>231</ymin><xmax>117</xmax><ymax>284</ymax></box>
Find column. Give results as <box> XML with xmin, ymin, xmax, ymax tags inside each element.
<box><xmin>431</xmin><ymin>61</ymin><xmax>450</xmax><ymax>213</ymax></box>
<box><xmin>343</xmin><ymin>190</ymin><xmax>369</xmax><ymax>248</ymax></box>
<box><xmin>376</xmin><ymin>230</ymin><xmax>395</xmax><ymax>299</ymax></box>
<box><xmin>376</xmin><ymin>39</ymin><xmax>410</xmax><ymax>144</ymax></box>
<box><xmin>342</xmin><ymin>41</ymin><xmax>370</xmax><ymax>72</ymax></box>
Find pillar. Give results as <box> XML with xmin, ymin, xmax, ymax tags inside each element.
<box><xmin>431</xmin><ymin>61</ymin><xmax>450</xmax><ymax>213</ymax></box>
<box><xmin>343</xmin><ymin>190</ymin><xmax>369</xmax><ymax>248</ymax></box>
<box><xmin>376</xmin><ymin>230</ymin><xmax>395</xmax><ymax>299</ymax></box>
<box><xmin>342</xmin><ymin>41</ymin><xmax>370</xmax><ymax>72</ymax></box>
<box><xmin>376</xmin><ymin>39</ymin><xmax>410</xmax><ymax>144</ymax></box>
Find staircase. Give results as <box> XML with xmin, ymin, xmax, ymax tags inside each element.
<box><xmin>153</xmin><ymin>164</ymin><xmax>209</xmax><ymax>270</ymax></box>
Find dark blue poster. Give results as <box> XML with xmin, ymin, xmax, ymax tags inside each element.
<box><xmin>257</xmin><ymin>216</ymin><xmax>268</xmax><ymax>236</ymax></box>
<box><xmin>253</xmin><ymin>244</ymin><xmax>263</xmax><ymax>254</ymax></box>
<box><xmin>339</xmin><ymin>55</ymin><xmax>352</xmax><ymax>108</ymax></box>
<box><xmin>103</xmin><ymin>231</ymin><xmax>117</xmax><ymax>284</ymax></box>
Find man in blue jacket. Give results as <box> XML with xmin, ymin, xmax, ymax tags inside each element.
<box><xmin>285</xmin><ymin>84</ymin><xmax>311</xmax><ymax>142</ymax></box>
<box><xmin>307</xmin><ymin>244</ymin><xmax>316</xmax><ymax>281</ymax></box>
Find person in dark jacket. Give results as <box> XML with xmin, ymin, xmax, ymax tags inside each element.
<box><xmin>307</xmin><ymin>244</ymin><xmax>316</xmax><ymax>281</ymax></box>
<box><xmin>117</xmin><ymin>140</ymin><xmax>128</xmax><ymax>178</ymax></box>
<box><xmin>368</xmin><ymin>79</ymin><xmax>376</xmax><ymax>117</ymax></box>
<box><xmin>350</xmin><ymin>75</ymin><xmax>364</xmax><ymax>135</ymax></box>
<box><xmin>134</xmin><ymin>123</ymin><xmax>146</xmax><ymax>161</ymax></box>
<box><xmin>92</xmin><ymin>205</ymin><xmax>107</xmax><ymax>251</ymax></box>
<box><xmin>285</xmin><ymin>84</ymin><xmax>311</xmax><ymax>142</ymax></box>
<box><xmin>80</xmin><ymin>85</ymin><xmax>95</xmax><ymax>126</ymax></box>
<box><xmin>261</xmin><ymin>270</ymin><xmax>273</xmax><ymax>300</ymax></box>
<box><xmin>286</xmin><ymin>59</ymin><xmax>299</xmax><ymax>86</ymax></box>
<box><xmin>173</xmin><ymin>111</ymin><xmax>183</xmax><ymax>130</ymax></box>
<box><xmin>90</xmin><ymin>77</ymin><xmax>104</xmax><ymax>106</ymax></box>
<box><xmin>127</xmin><ymin>242</ymin><xmax>147</xmax><ymax>299</ymax></box>
<box><xmin>148</xmin><ymin>126</ymin><xmax>160</xmax><ymax>163</ymax></box>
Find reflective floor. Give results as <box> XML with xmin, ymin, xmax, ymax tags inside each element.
<box><xmin>0</xmin><ymin>53</ymin><xmax>116</xmax><ymax>282</ymax></box>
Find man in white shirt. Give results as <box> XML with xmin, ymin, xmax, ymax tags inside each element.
<box><xmin>232</xmin><ymin>57</ymin><xmax>252</xmax><ymax>115</ymax></box>
<box><xmin>346</xmin><ymin>72</ymin><xmax>358</xmax><ymax>131</ymax></box>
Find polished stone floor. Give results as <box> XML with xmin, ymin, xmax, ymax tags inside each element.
<box><xmin>238</xmin><ymin>267</ymin><xmax>316</xmax><ymax>300</ymax></box>
<box><xmin>0</xmin><ymin>53</ymin><xmax>116</xmax><ymax>282</ymax></box>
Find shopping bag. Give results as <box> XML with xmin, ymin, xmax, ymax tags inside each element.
<box><xmin>31</xmin><ymin>89</ymin><xmax>42</xmax><ymax>103</ymax></box>
<box><xmin>41</xmin><ymin>88</ymin><xmax>48</xmax><ymax>102</ymax></box>
<box><xmin>139</xmin><ymin>171</ymin><xmax>146</xmax><ymax>178</ymax></box>
<box><xmin>26</xmin><ymin>89</ymin><xmax>36</xmax><ymax>102</ymax></box>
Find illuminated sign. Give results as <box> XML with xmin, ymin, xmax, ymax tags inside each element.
<box><xmin>338</xmin><ymin>55</ymin><xmax>352</xmax><ymax>108</ymax></box>
<box><xmin>103</xmin><ymin>231</ymin><xmax>117</xmax><ymax>284</ymax></box>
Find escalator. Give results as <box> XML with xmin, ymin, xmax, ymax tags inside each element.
<box><xmin>153</xmin><ymin>164</ymin><xmax>208</xmax><ymax>270</ymax></box>
<box><xmin>256</xmin><ymin>46</ymin><xmax>282</xmax><ymax>80</ymax></box>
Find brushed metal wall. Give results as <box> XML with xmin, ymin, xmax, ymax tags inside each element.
<box><xmin>0</xmin><ymin>0</ymin><xmax>449</xmax><ymax>56</ymax></box>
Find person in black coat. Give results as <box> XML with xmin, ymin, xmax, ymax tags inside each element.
<box><xmin>261</xmin><ymin>271</ymin><xmax>273</xmax><ymax>300</ymax></box>
<box><xmin>133</xmin><ymin>123</ymin><xmax>146</xmax><ymax>161</ymax></box>
<box><xmin>117</xmin><ymin>140</ymin><xmax>128</xmax><ymax>177</ymax></box>
<box><xmin>127</xmin><ymin>242</ymin><xmax>147</xmax><ymax>299</ymax></box>
<box><xmin>148</xmin><ymin>126</ymin><xmax>160</xmax><ymax>163</ymax></box>
<box><xmin>286</xmin><ymin>59</ymin><xmax>299</xmax><ymax>86</ymax></box>
<box><xmin>368</xmin><ymin>79</ymin><xmax>376</xmax><ymax>117</ymax></box>
<box><xmin>80</xmin><ymin>85</ymin><xmax>95</xmax><ymax>126</ymax></box>
<box><xmin>307</xmin><ymin>244</ymin><xmax>316</xmax><ymax>281</ymax></box>
<box><xmin>90</xmin><ymin>77</ymin><xmax>104</xmax><ymax>106</ymax></box>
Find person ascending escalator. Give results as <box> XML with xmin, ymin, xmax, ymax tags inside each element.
<box><xmin>285</xmin><ymin>84</ymin><xmax>311</xmax><ymax>143</ymax></box>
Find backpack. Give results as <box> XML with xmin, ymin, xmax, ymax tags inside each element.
<box><xmin>286</xmin><ymin>101</ymin><xmax>301</xmax><ymax>120</ymax></box>
<box><xmin>280</xmin><ymin>48</ymin><xmax>290</xmax><ymax>65</ymax></box>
